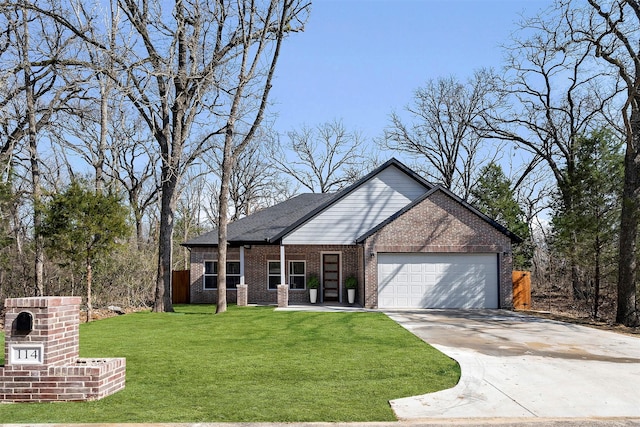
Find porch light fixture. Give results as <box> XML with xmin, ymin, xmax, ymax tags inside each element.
<box><xmin>370</xmin><ymin>252</ymin><xmax>376</xmax><ymax>258</ymax></box>
<box><xmin>244</xmin><ymin>245</ymin><xmax>252</xmax><ymax>249</ymax></box>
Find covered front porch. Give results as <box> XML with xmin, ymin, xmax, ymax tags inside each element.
<box><xmin>186</xmin><ymin>243</ymin><xmax>363</xmax><ymax>305</ymax></box>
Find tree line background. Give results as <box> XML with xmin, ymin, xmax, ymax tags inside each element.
<box><xmin>1</xmin><ymin>0</ymin><xmax>639</xmax><ymax>325</ymax></box>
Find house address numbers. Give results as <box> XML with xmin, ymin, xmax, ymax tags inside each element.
<box><xmin>9</xmin><ymin>344</ymin><xmax>44</xmax><ymax>365</ymax></box>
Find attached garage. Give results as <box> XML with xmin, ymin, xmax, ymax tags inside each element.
<box><xmin>377</xmin><ymin>253</ymin><xmax>499</xmax><ymax>309</ymax></box>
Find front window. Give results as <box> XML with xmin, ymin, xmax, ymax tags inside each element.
<box><xmin>268</xmin><ymin>261</ymin><xmax>281</xmax><ymax>290</ymax></box>
<box><xmin>289</xmin><ymin>261</ymin><xmax>306</xmax><ymax>290</ymax></box>
<box><xmin>203</xmin><ymin>261</ymin><xmax>241</xmax><ymax>290</ymax></box>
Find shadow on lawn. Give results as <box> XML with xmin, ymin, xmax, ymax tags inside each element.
<box><xmin>170</xmin><ymin>304</ymin><xmax>275</xmax><ymax>316</ymax></box>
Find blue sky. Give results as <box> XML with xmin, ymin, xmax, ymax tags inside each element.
<box><xmin>269</xmin><ymin>0</ymin><xmax>552</xmax><ymax>142</ymax></box>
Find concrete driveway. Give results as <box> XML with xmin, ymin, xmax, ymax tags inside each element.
<box><xmin>385</xmin><ymin>309</ymin><xmax>640</xmax><ymax>420</ymax></box>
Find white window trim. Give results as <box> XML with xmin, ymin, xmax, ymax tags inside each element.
<box><xmin>203</xmin><ymin>260</ymin><xmax>241</xmax><ymax>291</ymax></box>
<box><xmin>288</xmin><ymin>260</ymin><xmax>306</xmax><ymax>290</ymax></box>
<box><xmin>267</xmin><ymin>260</ymin><xmax>281</xmax><ymax>291</ymax></box>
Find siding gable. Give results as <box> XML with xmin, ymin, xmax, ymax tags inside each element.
<box><xmin>282</xmin><ymin>165</ymin><xmax>429</xmax><ymax>245</ymax></box>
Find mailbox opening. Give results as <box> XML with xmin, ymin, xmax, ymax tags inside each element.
<box><xmin>14</xmin><ymin>311</ymin><xmax>33</xmax><ymax>334</ymax></box>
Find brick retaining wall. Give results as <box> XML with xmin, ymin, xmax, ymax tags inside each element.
<box><xmin>0</xmin><ymin>357</ymin><xmax>126</xmax><ymax>402</ymax></box>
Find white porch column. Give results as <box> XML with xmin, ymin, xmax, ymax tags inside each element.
<box><xmin>277</xmin><ymin>244</ymin><xmax>288</xmax><ymax>307</ymax></box>
<box><xmin>240</xmin><ymin>246</ymin><xmax>246</xmax><ymax>286</ymax></box>
<box><xmin>237</xmin><ymin>246</ymin><xmax>248</xmax><ymax>306</ymax></box>
<box><xmin>280</xmin><ymin>244</ymin><xmax>286</xmax><ymax>286</ymax></box>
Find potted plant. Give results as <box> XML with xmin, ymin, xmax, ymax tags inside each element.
<box><xmin>345</xmin><ymin>276</ymin><xmax>357</xmax><ymax>304</ymax></box>
<box><xmin>307</xmin><ymin>275</ymin><xmax>319</xmax><ymax>304</ymax></box>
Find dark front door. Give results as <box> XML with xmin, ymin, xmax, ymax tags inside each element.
<box><xmin>323</xmin><ymin>254</ymin><xmax>340</xmax><ymax>301</ymax></box>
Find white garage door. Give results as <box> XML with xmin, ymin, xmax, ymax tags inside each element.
<box><xmin>377</xmin><ymin>253</ymin><xmax>499</xmax><ymax>309</ymax></box>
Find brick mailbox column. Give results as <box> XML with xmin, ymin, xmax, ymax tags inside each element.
<box><xmin>4</xmin><ymin>297</ymin><xmax>82</xmax><ymax>367</ymax></box>
<box><xmin>0</xmin><ymin>297</ymin><xmax>126</xmax><ymax>403</ymax></box>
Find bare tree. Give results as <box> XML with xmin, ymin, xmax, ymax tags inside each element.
<box><xmin>267</xmin><ymin>119</ymin><xmax>367</xmax><ymax>193</ymax></box>
<box><xmin>383</xmin><ymin>70</ymin><xmax>504</xmax><ymax>200</ymax></box>
<box><xmin>556</xmin><ymin>0</ymin><xmax>640</xmax><ymax>326</ymax></box>
<box><xmin>108</xmin><ymin>108</ymin><xmax>160</xmax><ymax>249</ymax></box>
<box><xmin>208</xmin><ymin>138</ymin><xmax>293</xmax><ymax>221</ymax></box>
<box><xmin>490</xmin><ymin>18</ymin><xmax>618</xmax><ymax>205</ymax></box>
<box><xmin>1</xmin><ymin>1</ymin><xmax>83</xmax><ymax>296</ymax></box>
<box><xmin>52</xmin><ymin>0</ymin><xmax>122</xmax><ymax>192</ymax></box>
<box><xmin>20</xmin><ymin>4</ymin><xmax>44</xmax><ymax>295</ymax></box>
<box><xmin>215</xmin><ymin>1</ymin><xmax>310</xmax><ymax>314</ymax></box>
<box><xmin>21</xmin><ymin>0</ymin><xmax>309</xmax><ymax>312</ymax></box>
<box><xmin>53</xmin><ymin>70</ymin><xmax>120</xmax><ymax>192</ymax></box>
<box><xmin>483</xmin><ymin>12</ymin><xmax>620</xmax><ymax>300</ymax></box>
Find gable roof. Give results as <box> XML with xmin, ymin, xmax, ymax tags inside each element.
<box><xmin>270</xmin><ymin>158</ymin><xmax>433</xmax><ymax>242</ymax></box>
<box><xmin>182</xmin><ymin>192</ymin><xmax>337</xmax><ymax>247</ymax></box>
<box><xmin>355</xmin><ymin>184</ymin><xmax>523</xmax><ymax>244</ymax></box>
<box><xmin>183</xmin><ymin>158</ymin><xmax>432</xmax><ymax>247</ymax></box>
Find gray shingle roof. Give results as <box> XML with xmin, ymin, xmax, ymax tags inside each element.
<box><xmin>182</xmin><ymin>193</ymin><xmax>337</xmax><ymax>247</ymax></box>
<box><xmin>183</xmin><ymin>158</ymin><xmax>522</xmax><ymax>248</ymax></box>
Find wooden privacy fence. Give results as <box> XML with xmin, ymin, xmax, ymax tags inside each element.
<box><xmin>172</xmin><ymin>270</ymin><xmax>190</xmax><ymax>304</ymax></box>
<box><xmin>512</xmin><ymin>270</ymin><xmax>531</xmax><ymax>311</ymax></box>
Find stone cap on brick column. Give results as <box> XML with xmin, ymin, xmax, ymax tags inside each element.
<box><xmin>4</xmin><ymin>296</ymin><xmax>83</xmax><ymax>308</ymax></box>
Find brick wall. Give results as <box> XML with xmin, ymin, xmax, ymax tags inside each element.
<box><xmin>362</xmin><ymin>190</ymin><xmax>513</xmax><ymax>309</ymax></box>
<box><xmin>0</xmin><ymin>358</ymin><xmax>126</xmax><ymax>402</ymax></box>
<box><xmin>190</xmin><ymin>244</ymin><xmax>362</xmax><ymax>305</ymax></box>
<box><xmin>190</xmin><ymin>247</ymin><xmax>241</xmax><ymax>304</ymax></box>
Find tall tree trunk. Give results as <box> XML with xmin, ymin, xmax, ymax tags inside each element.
<box><xmin>153</xmin><ymin>165</ymin><xmax>177</xmax><ymax>313</ymax></box>
<box><xmin>151</xmin><ymin>0</ymin><xmax>188</xmax><ymax>313</ymax></box>
<box><xmin>86</xmin><ymin>254</ymin><xmax>92</xmax><ymax>323</ymax></box>
<box><xmin>96</xmin><ymin>77</ymin><xmax>109</xmax><ymax>192</ymax></box>
<box><xmin>562</xmin><ymin>185</ymin><xmax>585</xmax><ymax>301</ymax></box>
<box><xmin>135</xmin><ymin>210</ymin><xmax>145</xmax><ymax>251</ymax></box>
<box><xmin>593</xmin><ymin>236</ymin><xmax>601</xmax><ymax>320</ymax></box>
<box><xmin>27</xmin><ymin>88</ymin><xmax>44</xmax><ymax>297</ymax></box>
<box><xmin>182</xmin><ymin>222</ymin><xmax>189</xmax><ymax>270</ymax></box>
<box><xmin>21</xmin><ymin>5</ymin><xmax>44</xmax><ymax>296</ymax></box>
<box><xmin>616</xmin><ymin>104</ymin><xmax>639</xmax><ymax>326</ymax></box>
<box><xmin>214</xmin><ymin>0</ymin><xmax>296</xmax><ymax>314</ymax></box>
<box><xmin>216</xmin><ymin>137</ymin><xmax>233</xmax><ymax>314</ymax></box>
<box><xmin>94</xmin><ymin>0</ymin><xmax>117</xmax><ymax>192</ymax></box>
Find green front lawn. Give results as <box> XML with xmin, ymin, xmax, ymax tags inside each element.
<box><xmin>0</xmin><ymin>305</ymin><xmax>459</xmax><ymax>423</ymax></box>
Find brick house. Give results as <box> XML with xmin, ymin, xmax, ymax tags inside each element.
<box><xmin>183</xmin><ymin>158</ymin><xmax>521</xmax><ymax>309</ymax></box>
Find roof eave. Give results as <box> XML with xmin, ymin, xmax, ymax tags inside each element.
<box><xmin>182</xmin><ymin>237</ymin><xmax>281</xmax><ymax>248</ymax></box>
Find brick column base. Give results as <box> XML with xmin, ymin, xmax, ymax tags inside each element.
<box><xmin>236</xmin><ymin>284</ymin><xmax>248</xmax><ymax>306</ymax></box>
<box><xmin>277</xmin><ymin>284</ymin><xmax>289</xmax><ymax>308</ymax></box>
